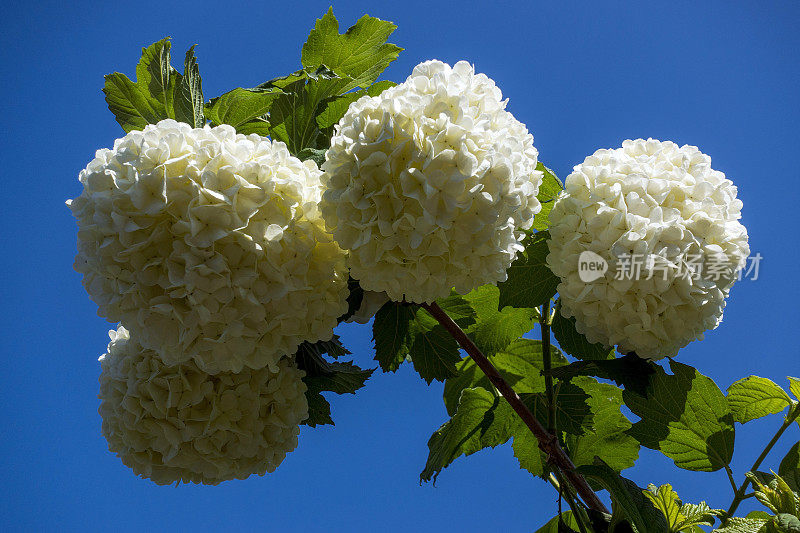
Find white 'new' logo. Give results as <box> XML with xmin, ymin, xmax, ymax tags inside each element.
<box><xmin>578</xmin><ymin>251</ymin><xmax>608</xmax><ymax>282</ymax></box>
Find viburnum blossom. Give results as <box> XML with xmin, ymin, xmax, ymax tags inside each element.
<box><xmin>68</xmin><ymin>119</ymin><xmax>348</xmax><ymax>373</ymax></box>
<box><xmin>321</xmin><ymin>60</ymin><xmax>542</xmax><ymax>303</ymax></box>
<box><xmin>547</xmin><ymin>139</ymin><xmax>750</xmax><ymax>359</ymax></box>
<box><xmin>98</xmin><ymin>326</ymin><xmax>309</xmax><ymax>485</ymax></box>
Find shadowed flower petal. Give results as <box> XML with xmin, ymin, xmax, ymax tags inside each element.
<box><xmin>98</xmin><ymin>326</ymin><xmax>308</xmax><ymax>485</ymax></box>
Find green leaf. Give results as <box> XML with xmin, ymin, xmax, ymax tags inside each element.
<box><xmin>461</xmin><ymin>285</ymin><xmax>538</xmax><ymax>357</ymax></box>
<box><xmin>644</xmin><ymin>485</ymin><xmax>721</xmax><ymax>532</ymax></box>
<box><xmin>297</xmin><ymin>147</ymin><xmax>327</xmax><ymax>167</ymax></box>
<box><xmin>578</xmin><ymin>459</ymin><xmax>670</xmax><ymax>533</ymax></box>
<box><xmin>497</xmin><ymin>230</ymin><xmax>560</xmax><ymax>310</ymax></box>
<box><xmin>268</xmin><ymin>73</ymin><xmax>355</xmax><ymax>154</ymax></box>
<box><xmin>774</xmin><ymin>514</ymin><xmax>800</xmax><ymax>533</ymax></box>
<box><xmin>337</xmin><ymin>277</ymin><xmax>365</xmax><ymax>323</ymax></box>
<box><xmin>535</xmin><ymin>512</ymin><xmax>581</xmax><ymax>533</ymax></box>
<box><xmin>371</xmin><ymin>295</ymin><xmax>476</xmax><ymax>382</ymax></box>
<box><xmin>173</xmin><ymin>45</ymin><xmax>204</xmax><ymax>128</ymax></box>
<box><xmin>779</xmin><ymin>441</ymin><xmax>800</xmax><ymax>493</ymax></box>
<box><xmin>372</xmin><ymin>302</ymin><xmax>415</xmax><ymax>372</ymax></box>
<box><xmin>301</xmin><ymin>7</ymin><xmax>402</xmax><ymax>93</ymax></box>
<box><xmin>428</xmin><ymin>337</ymin><xmax>592</xmax><ymax>479</ymax></box>
<box><xmin>204</xmin><ymin>86</ymin><xmax>282</xmax><ymax>135</ymax></box>
<box><xmin>713</xmin><ymin>517</ymin><xmax>769</xmax><ymax>533</ymax></box>
<box><xmin>317</xmin><ymin>79</ymin><xmax>396</xmax><ymax>130</ymax></box>
<box><xmin>678</xmin><ymin>502</ymin><xmax>724</xmax><ymax>532</ymax></box>
<box><xmin>435</xmin><ymin>334</ymin><xmax>570</xmax><ymax>478</ymax></box>
<box><xmin>624</xmin><ymin>360</ymin><xmax>735</xmax><ymax>472</ymax></box>
<box><xmin>443</xmin><ymin>338</ymin><xmax>561</xmax><ymax>416</ymax></box>
<box><xmin>511</xmin><ymin>424</ymin><xmax>547</xmax><ymax>477</ymax></box>
<box><xmin>266</xmin><ymin>7</ymin><xmax>403</xmax><ymax>155</ymax></box>
<box><xmin>304</xmin><ymin>388</ymin><xmax>334</xmax><ymax>427</ymax></box>
<box><xmin>420</xmin><ymin>387</ymin><xmax>516</xmax><ymax>483</ymax></box>
<box><xmin>552</xmin><ymin>299</ymin><xmax>615</xmax><ymax>360</ymax></box>
<box><xmin>749</xmin><ymin>472</ymin><xmax>800</xmax><ymax>516</ymax></box>
<box><xmin>103</xmin><ymin>38</ymin><xmax>180</xmax><ymax>132</ymax></box>
<box><xmin>296</xmin><ymin>337</ymin><xmax>373</xmax><ymax>427</ymax></box>
<box><xmin>408</xmin><ymin>298</ymin><xmax>474</xmax><ymax>383</ymax></box>
<box><xmin>645</xmin><ymin>484</ymin><xmax>683</xmax><ymax>531</ymax></box>
<box><xmin>727</xmin><ymin>376</ymin><xmax>792</xmax><ymax>424</ymax></box>
<box><xmin>789</xmin><ymin>378</ymin><xmax>800</xmax><ymax>402</ymax></box>
<box><xmin>532</xmin><ymin>163</ymin><xmax>564</xmax><ymax>231</ymax></box>
<box><xmin>550</xmin><ymin>353</ymin><xmax>658</xmax><ymax>396</ymax></box>
<box><xmin>303</xmin><ymin>361</ymin><xmax>372</xmax><ymax>395</ymax></box>
<box><xmin>529</xmin><ymin>382</ymin><xmax>594</xmax><ymax>436</ymax></box>
<box><xmin>511</xmin><ymin>383</ymin><xmax>594</xmax><ymax>476</ymax></box>
<box><xmin>565</xmin><ymin>378</ymin><xmax>639</xmax><ymax>472</ymax></box>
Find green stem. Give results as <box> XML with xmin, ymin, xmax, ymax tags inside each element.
<box><xmin>541</xmin><ymin>300</ymin><xmax>556</xmax><ymax>436</ymax></box>
<box><xmin>724</xmin><ymin>464</ymin><xmax>738</xmax><ymax>495</ymax></box>
<box><xmin>556</xmin><ymin>471</ymin><xmax>590</xmax><ymax>533</ymax></box>
<box><xmin>549</xmin><ymin>473</ymin><xmax>592</xmax><ymax>533</ymax></box>
<box><xmin>725</xmin><ymin>405</ymin><xmax>800</xmax><ymax>521</ymax></box>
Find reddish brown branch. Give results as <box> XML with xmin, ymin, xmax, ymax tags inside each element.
<box><xmin>421</xmin><ymin>301</ymin><xmax>608</xmax><ymax>514</ymax></box>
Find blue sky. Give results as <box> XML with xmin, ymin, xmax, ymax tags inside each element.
<box><xmin>1</xmin><ymin>0</ymin><xmax>799</xmax><ymax>531</ymax></box>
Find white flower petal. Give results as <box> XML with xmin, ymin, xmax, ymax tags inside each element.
<box><xmin>321</xmin><ymin>60</ymin><xmax>543</xmax><ymax>303</ymax></box>
<box><xmin>69</xmin><ymin>120</ymin><xmax>349</xmax><ymax>373</ymax></box>
<box><xmin>547</xmin><ymin>139</ymin><xmax>750</xmax><ymax>360</ymax></box>
<box><xmin>98</xmin><ymin>326</ymin><xmax>308</xmax><ymax>485</ymax></box>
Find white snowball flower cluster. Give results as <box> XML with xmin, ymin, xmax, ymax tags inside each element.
<box><xmin>98</xmin><ymin>326</ymin><xmax>308</xmax><ymax>485</ymax></box>
<box><xmin>321</xmin><ymin>60</ymin><xmax>543</xmax><ymax>303</ymax></box>
<box><xmin>547</xmin><ymin>139</ymin><xmax>750</xmax><ymax>359</ymax></box>
<box><xmin>69</xmin><ymin>119</ymin><xmax>349</xmax><ymax>373</ymax></box>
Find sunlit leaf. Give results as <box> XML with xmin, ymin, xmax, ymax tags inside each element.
<box><xmin>624</xmin><ymin>361</ymin><xmax>735</xmax><ymax>472</ymax></box>
<box><xmin>565</xmin><ymin>378</ymin><xmax>639</xmax><ymax>473</ymax></box>
<box><xmin>727</xmin><ymin>376</ymin><xmax>792</xmax><ymax>424</ymax></box>
<box><xmin>532</xmin><ymin>163</ymin><xmax>563</xmax><ymax>231</ymax></box>
<box><xmin>204</xmin><ymin>86</ymin><xmax>282</xmax><ymax>135</ymax></box>
<box><xmin>301</xmin><ymin>7</ymin><xmax>402</xmax><ymax>92</ymax></box>
<box><xmin>103</xmin><ymin>38</ymin><xmax>179</xmax><ymax>132</ymax></box>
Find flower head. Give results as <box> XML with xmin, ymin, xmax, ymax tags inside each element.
<box><xmin>69</xmin><ymin>120</ymin><xmax>349</xmax><ymax>373</ymax></box>
<box><xmin>321</xmin><ymin>60</ymin><xmax>542</xmax><ymax>303</ymax></box>
<box><xmin>547</xmin><ymin>139</ymin><xmax>750</xmax><ymax>359</ymax></box>
<box><xmin>98</xmin><ymin>326</ymin><xmax>308</xmax><ymax>485</ymax></box>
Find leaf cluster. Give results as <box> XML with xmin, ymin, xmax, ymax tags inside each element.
<box><xmin>104</xmin><ymin>7</ymin><xmax>401</xmax><ymax>162</ymax></box>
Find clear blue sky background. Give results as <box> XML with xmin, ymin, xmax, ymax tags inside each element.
<box><xmin>1</xmin><ymin>1</ymin><xmax>798</xmax><ymax>531</ymax></box>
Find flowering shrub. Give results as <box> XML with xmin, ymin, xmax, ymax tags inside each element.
<box><xmin>547</xmin><ymin>139</ymin><xmax>750</xmax><ymax>359</ymax></box>
<box><xmin>320</xmin><ymin>60</ymin><xmax>542</xmax><ymax>303</ymax></box>
<box><xmin>69</xmin><ymin>120</ymin><xmax>349</xmax><ymax>373</ymax></box>
<box><xmin>70</xmin><ymin>10</ymin><xmax>798</xmax><ymax>533</ymax></box>
<box><xmin>98</xmin><ymin>326</ymin><xmax>308</xmax><ymax>485</ymax></box>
